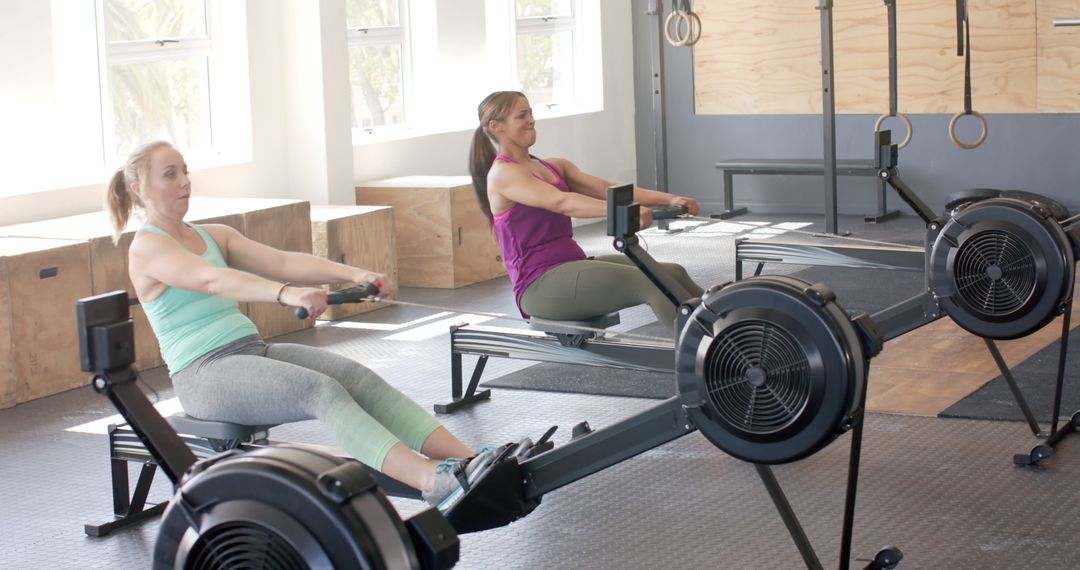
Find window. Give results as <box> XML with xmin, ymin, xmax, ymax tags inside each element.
<box><xmin>100</xmin><ymin>0</ymin><xmax>213</xmax><ymax>162</ymax></box>
<box><xmin>0</xmin><ymin>0</ymin><xmax>248</xmax><ymax>196</ymax></box>
<box><xmin>346</xmin><ymin>0</ymin><xmax>409</xmax><ymax>132</ymax></box>
<box><xmin>513</xmin><ymin>0</ymin><xmax>575</xmax><ymax>109</ymax></box>
<box><xmin>345</xmin><ymin>0</ymin><xmax>601</xmax><ymax>143</ymax></box>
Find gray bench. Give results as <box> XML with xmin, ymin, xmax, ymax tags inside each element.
<box><xmin>714</xmin><ymin>159</ymin><xmax>900</xmax><ymax>227</ymax></box>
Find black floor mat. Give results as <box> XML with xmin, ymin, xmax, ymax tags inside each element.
<box><xmin>939</xmin><ymin>332</ymin><xmax>1080</xmax><ymax>423</ymax></box>
<box><xmin>782</xmin><ymin>264</ymin><xmax>927</xmax><ymax>316</ymax></box>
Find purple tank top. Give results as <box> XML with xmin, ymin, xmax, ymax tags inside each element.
<box><xmin>491</xmin><ymin>154</ymin><xmax>587</xmax><ymax>316</ymax></box>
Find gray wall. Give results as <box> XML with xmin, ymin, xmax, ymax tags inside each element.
<box><xmin>631</xmin><ymin>0</ymin><xmax>1080</xmax><ymax>220</ymax></box>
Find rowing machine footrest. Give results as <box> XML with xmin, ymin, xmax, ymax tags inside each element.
<box><xmin>442</xmin><ymin>457</ymin><xmax>540</xmax><ymax>534</ymax></box>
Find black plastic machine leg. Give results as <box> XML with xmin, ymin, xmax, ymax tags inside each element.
<box><xmin>85</xmin><ymin>458</ymin><xmax>167</xmax><ymax>537</ymax></box>
<box><xmin>755</xmin><ymin>413</ymin><xmax>901</xmax><ymax>569</ymax></box>
<box><xmin>434</xmin><ymin>352</ymin><xmax>491</xmax><ymax>414</ymax></box>
<box><xmin>983</xmin><ymin>298</ymin><xmax>1079</xmax><ymax>466</ymax></box>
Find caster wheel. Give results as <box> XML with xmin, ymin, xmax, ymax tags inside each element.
<box><xmin>874</xmin><ymin>545</ymin><xmax>903</xmax><ymax>569</ymax></box>
<box><xmin>1030</xmin><ymin>444</ymin><xmax>1053</xmax><ymax>465</ymax></box>
<box><xmin>1070</xmin><ymin>411</ymin><xmax>1080</xmax><ymax>429</ymax></box>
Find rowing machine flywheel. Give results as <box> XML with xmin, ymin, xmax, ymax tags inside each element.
<box><xmin>675</xmin><ymin>276</ymin><xmax>880</xmax><ymax>465</ymax></box>
<box><xmin>154</xmin><ymin>445</ymin><xmax>449</xmax><ymax>570</ymax></box>
<box><xmin>929</xmin><ymin>195</ymin><xmax>1075</xmax><ymax>340</ymax></box>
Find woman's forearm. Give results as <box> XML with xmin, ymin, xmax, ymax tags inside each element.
<box><xmin>632</xmin><ymin>186</ymin><xmax>677</xmax><ymax>206</ymax></box>
<box><xmin>202</xmin><ymin>266</ymin><xmax>293</xmax><ymax>303</ymax></box>
<box><xmin>268</xmin><ymin>250</ymin><xmax>368</xmax><ymax>285</ymax></box>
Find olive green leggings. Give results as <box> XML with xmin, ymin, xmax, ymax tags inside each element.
<box><xmin>520</xmin><ymin>255</ymin><xmax>704</xmax><ymax>330</ymax></box>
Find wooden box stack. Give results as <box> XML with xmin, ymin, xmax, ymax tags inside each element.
<box><xmin>0</xmin><ymin>238</ymin><xmax>92</xmax><ymax>409</ymax></box>
<box><xmin>310</xmin><ymin>205</ymin><xmax>397</xmax><ymax>321</ymax></box>
<box><xmin>355</xmin><ymin>176</ymin><xmax>506</xmax><ymax>288</ymax></box>
<box><xmin>0</xmin><ymin>212</ymin><xmax>168</xmax><ymax>371</ymax></box>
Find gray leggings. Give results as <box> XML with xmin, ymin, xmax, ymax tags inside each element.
<box><xmin>171</xmin><ymin>336</ymin><xmax>441</xmax><ymax>470</ymax></box>
<box><xmin>520</xmin><ymin>255</ymin><xmax>704</xmax><ymax>330</ymax></box>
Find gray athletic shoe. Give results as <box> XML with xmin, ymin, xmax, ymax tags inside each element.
<box><xmin>422</xmin><ymin>448</ymin><xmax>501</xmax><ymax>508</ymax></box>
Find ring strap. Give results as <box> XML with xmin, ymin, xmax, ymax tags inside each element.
<box><xmin>886</xmin><ymin>0</ymin><xmax>898</xmax><ymax>117</ymax></box>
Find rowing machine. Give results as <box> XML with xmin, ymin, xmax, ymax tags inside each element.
<box><xmin>77</xmin><ymin>291</ymin><xmax>458</xmax><ymax>569</ymax></box>
<box><xmin>435</xmin><ymin>186</ymin><xmax>902</xmax><ymax>569</ymax></box>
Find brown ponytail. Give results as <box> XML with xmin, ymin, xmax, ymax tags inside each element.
<box><xmin>107</xmin><ymin>168</ymin><xmax>132</xmax><ymax>243</ymax></box>
<box><xmin>105</xmin><ymin>140</ymin><xmax>173</xmax><ymax>244</ymax></box>
<box><xmin>468</xmin><ymin>91</ymin><xmax>526</xmax><ymax>226</ymax></box>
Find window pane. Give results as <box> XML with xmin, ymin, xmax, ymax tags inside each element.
<box><xmin>517</xmin><ymin>31</ymin><xmax>574</xmax><ymax>107</ymax></box>
<box><xmin>349</xmin><ymin>45</ymin><xmax>404</xmax><ymax>129</ymax></box>
<box><xmin>515</xmin><ymin>0</ymin><xmax>573</xmax><ymax>19</ymax></box>
<box><xmin>110</xmin><ymin>57</ymin><xmax>211</xmax><ymax>158</ymax></box>
<box><xmin>346</xmin><ymin>0</ymin><xmax>400</xmax><ymax>29</ymax></box>
<box><xmin>105</xmin><ymin>0</ymin><xmax>206</xmax><ymax>42</ymax></box>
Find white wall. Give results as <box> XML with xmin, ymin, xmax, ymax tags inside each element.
<box><xmin>0</xmin><ymin>0</ymin><xmax>639</xmax><ymax>226</ymax></box>
<box><xmin>353</xmin><ymin>0</ymin><xmax>640</xmax><ymax>186</ymax></box>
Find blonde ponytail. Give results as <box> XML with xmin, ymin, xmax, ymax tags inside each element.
<box><xmin>105</xmin><ymin>141</ymin><xmax>173</xmax><ymax>244</ymax></box>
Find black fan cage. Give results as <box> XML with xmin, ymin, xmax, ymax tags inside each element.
<box><xmin>953</xmin><ymin>228</ymin><xmax>1037</xmax><ymax>317</ymax></box>
<box><xmin>703</xmin><ymin>319</ymin><xmax>811</xmax><ymax>435</ymax></box>
<box><xmin>185</xmin><ymin>521</ymin><xmax>308</xmax><ymax>570</ymax></box>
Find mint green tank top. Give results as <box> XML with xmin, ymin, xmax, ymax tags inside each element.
<box><xmin>140</xmin><ymin>224</ymin><xmax>260</xmax><ymax>374</ymax></box>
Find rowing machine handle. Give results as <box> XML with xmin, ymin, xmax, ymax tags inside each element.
<box><xmin>651</xmin><ymin>204</ymin><xmax>688</xmax><ymax>220</ymax></box>
<box><xmin>295</xmin><ymin>282</ymin><xmax>381</xmax><ymax>319</ymax></box>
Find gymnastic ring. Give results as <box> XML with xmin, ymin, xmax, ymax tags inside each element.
<box><xmin>874</xmin><ymin>112</ymin><xmax>912</xmax><ymax>149</ymax></box>
<box><xmin>664</xmin><ymin>9</ymin><xmax>690</xmax><ymax>47</ymax></box>
<box><xmin>683</xmin><ymin>11</ymin><xmax>702</xmax><ymax>47</ymax></box>
<box><xmin>948</xmin><ymin>110</ymin><xmax>988</xmax><ymax>150</ymax></box>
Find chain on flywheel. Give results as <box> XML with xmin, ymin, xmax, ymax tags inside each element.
<box><xmin>674</xmin><ymin>275</ymin><xmax>882</xmax><ymax>465</ymax></box>
<box><xmin>929</xmin><ymin>190</ymin><xmax>1077</xmax><ymax>340</ymax></box>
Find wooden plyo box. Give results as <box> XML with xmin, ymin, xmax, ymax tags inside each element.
<box><xmin>0</xmin><ymin>212</ymin><xmax>170</xmax><ymax>371</ymax></box>
<box><xmin>0</xmin><ymin>238</ymin><xmax>93</xmax><ymax>409</ymax></box>
<box><xmin>355</xmin><ymin>176</ymin><xmax>506</xmax><ymax>288</ymax></box>
<box><xmin>311</xmin><ymin>206</ymin><xmax>397</xmax><ymax>321</ymax></box>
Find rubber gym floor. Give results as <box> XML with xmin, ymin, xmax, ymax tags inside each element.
<box><xmin>2</xmin><ymin>213</ymin><xmax>1078</xmax><ymax>569</ymax></box>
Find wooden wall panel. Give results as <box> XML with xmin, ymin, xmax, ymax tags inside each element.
<box><xmin>1038</xmin><ymin>0</ymin><xmax>1080</xmax><ymax>112</ymax></box>
<box><xmin>694</xmin><ymin>2</ymin><xmax>822</xmax><ymax>115</ymax></box>
<box><xmin>693</xmin><ymin>0</ymin><xmax>1037</xmax><ymax>115</ymax></box>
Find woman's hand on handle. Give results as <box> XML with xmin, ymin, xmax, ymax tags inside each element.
<box><xmin>668</xmin><ymin>195</ymin><xmax>700</xmax><ymax>216</ymax></box>
<box><xmin>352</xmin><ymin>270</ymin><xmax>394</xmax><ymax>300</ymax></box>
<box><xmin>280</xmin><ymin>285</ymin><xmax>329</xmax><ymax>320</ymax></box>
<box><xmin>639</xmin><ymin>206</ymin><xmax>654</xmax><ymax>230</ymax></box>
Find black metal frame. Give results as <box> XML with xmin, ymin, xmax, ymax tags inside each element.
<box><xmin>436</xmin><ymin>324</ymin><xmax>674</xmax><ymax>413</ymax></box>
<box><xmin>984</xmin><ymin>302</ymin><xmax>1080</xmax><ymax>466</ymax></box>
<box><xmin>714</xmin><ymin>159</ymin><xmax>899</xmax><ymax>225</ymax></box>
<box><xmin>87</xmin><ymin>419</ymin><xmax>422</xmax><ymax>537</ymax></box>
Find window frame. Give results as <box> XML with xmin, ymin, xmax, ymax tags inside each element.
<box><xmin>94</xmin><ymin>0</ymin><xmax>250</xmax><ymax>168</ymax></box>
<box><xmin>512</xmin><ymin>0</ymin><xmax>600</xmax><ymax>118</ymax></box>
<box><xmin>346</xmin><ymin>1</ymin><xmax>413</xmax><ymax>138</ymax></box>
<box><xmin>512</xmin><ymin>3</ymin><xmax>577</xmax><ymax>111</ymax></box>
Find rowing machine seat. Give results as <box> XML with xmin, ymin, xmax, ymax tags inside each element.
<box><xmin>529</xmin><ymin>312</ymin><xmax>621</xmax><ymax>347</ymax></box>
<box><xmin>168</xmin><ymin>413</ymin><xmax>276</xmax><ymax>452</ymax></box>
